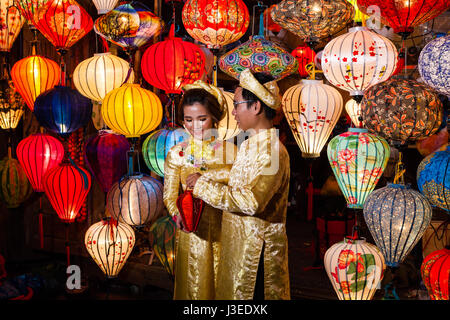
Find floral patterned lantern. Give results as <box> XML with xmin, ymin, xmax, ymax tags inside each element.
<box><xmin>217</xmin><ymin>89</ymin><xmax>240</xmax><ymax>141</ymax></box>
<box><xmin>13</xmin><ymin>0</ymin><xmax>48</xmax><ymax>26</ymax></box>
<box><xmin>327</xmin><ymin>128</ymin><xmax>390</xmax><ymax>209</ymax></box>
<box><xmin>291</xmin><ymin>45</ymin><xmax>316</xmax><ymax>78</ymax></box>
<box><xmin>324</xmin><ymin>237</ymin><xmax>385</xmax><ymax>300</ymax></box>
<box><xmin>182</xmin><ymin>0</ymin><xmax>250</xmax><ymax>49</ymax></box>
<box><xmin>417</xmin><ymin>146</ymin><xmax>450</xmax><ymax>213</ymax></box>
<box><xmin>0</xmin><ymin>79</ymin><xmax>25</xmax><ymax>130</ymax></box>
<box><xmin>345</xmin><ymin>99</ymin><xmax>362</xmax><ymax>128</ymax></box>
<box><xmin>363</xmin><ymin>183</ymin><xmax>432</xmax><ymax>267</ymax></box>
<box><xmin>418</xmin><ymin>35</ymin><xmax>450</xmax><ymax>97</ymax></box>
<box><xmin>92</xmin><ymin>0</ymin><xmax>119</xmax><ymax>15</ymax></box>
<box><xmin>360</xmin><ymin>77</ymin><xmax>443</xmax><ymax>146</ymax></box>
<box><xmin>0</xmin><ymin>0</ymin><xmax>25</xmax><ymax>52</ymax></box>
<box><xmin>85</xmin><ymin>217</ymin><xmax>135</xmax><ymax>278</ymax></box>
<box><xmin>148</xmin><ymin>215</ymin><xmax>176</xmax><ymax>278</ymax></box>
<box><xmin>322</xmin><ymin>26</ymin><xmax>398</xmax><ymax>103</ymax></box>
<box><xmin>282</xmin><ymin>79</ymin><xmax>343</xmax><ymax>158</ymax></box>
<box><xmin>421</xmin><ymin>248</ymin><xmax>450</xmax><ymax>300</ymax></box>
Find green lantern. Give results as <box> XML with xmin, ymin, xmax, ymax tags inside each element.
<box><xmin>148</xmin><ymin>215</ymin><xmax>176</xmax><ymax>278</ymax></box>
<box><xmin>327</xmin><ymin>128</ymin><xmax>390</xmax><ymax>209</ymax></box>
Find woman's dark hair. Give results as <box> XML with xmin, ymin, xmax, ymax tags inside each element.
<box><xmin>241</xmin><ymin>72</ymin><xmax>277</xmax><ymax>120</ymax></box>
<box><xmin>177</xmin><ymin>88</ymin><xmax>224</xmax><ymax>126</ymax></box>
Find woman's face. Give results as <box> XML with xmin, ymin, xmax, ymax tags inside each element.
<box><xmin>183</xmin><ymin>102</ymin><xmax>214</xmax><ymax>140</ymax></box>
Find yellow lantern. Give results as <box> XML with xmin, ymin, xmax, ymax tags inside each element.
<box><xmin>101</xmin><ymin>84</ymin><xmax>163</xmax><ymax>138</ymax></box>
<box><xmin>217</xmin><ymin>89</ymin><xmax>240</xmax><ymax>141</ymax></box>
<box><xmin>345</xmin><ymin>99</ymin><xmax>362</xmax><ymax>128</ymax></box>
<box><xmin>72</xmin><ymin>52</ymin><xmax>134</xmax><ymax>102</ymax></box>
<box><xmin>0</xmin><ymin>80</ymin><xmax>24</xmax><ymax>130</ymax></box>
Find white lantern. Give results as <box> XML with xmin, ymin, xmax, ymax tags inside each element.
<box><xmin>85</xmin><ymin>217</ymin><xmax>135</xmax><ymax>278</ymax></box>
<box><xmin>345</xmin><ymin>99</ymin><xmax>362</xmax><ymax>128</ymax></box>
<box><xmin>92</xmin><ymin>0</ymin><xmax>119</xmax><ymax>15</ymax></box>
<box><xmin>322</xmin><ymin>26</ymin><xmax>398</xmax><ymax>102</ymax></box>
<box><xmin>72</xmin><ymin>52</ymin><xmax>134</xmax><ymax>102</ymax></box>
<box><xmin>282</xmin><ymin>79</ymin><xmax>343</xmax><ymax>158</ymax></box>
<box><xmin>217</xmin><ymin>90</ymin><xmax>240</xmax><ymax>141</ymax></box>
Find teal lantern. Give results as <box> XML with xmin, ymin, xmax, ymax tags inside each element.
<box><xmin>142</xmin><ymin>128</ymin><xmax>188</xmax><ymax>177</ymax></box>
<box><xmin>327</xmin><ymin>128</ymin><xmax>390</xmax><ymax>209</ymax></box>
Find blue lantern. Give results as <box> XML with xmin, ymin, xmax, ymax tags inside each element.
<box><xmin>34</xmin><ymin>86</ymin><xmax>92</xmax><ymax>137</ymax></box>
<box><xmin>417</xmin><ymin>145</ymin><xmax>450</xmax><ymax>213</ymax></box>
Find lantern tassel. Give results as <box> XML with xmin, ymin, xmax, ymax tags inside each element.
<box><xmin>393</xmin><ymin>152</ymin><xmax>406</xmax><ymax>185</ymax></box>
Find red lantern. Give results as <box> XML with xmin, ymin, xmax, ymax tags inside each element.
<box><xmin>264</xmin><ymin>4</ymin><xmax>282</xmax><ymax>33</ymax></box>
<box><xmin>291</xmin><ymin>45</ymin><xmax>317</xmax><ymax>78</ymax></box>
<box><xmin>421</xmin><ymin>248</ymin><xmax>450</xmax><ymax>300</ymax></box>
<box><xmin>176</xmin><ymin>189</ymin><xmax>204</xmax><ymax>233</ymax></box>
<box><xmin>141</xmin><ymin>24</ymin><xmax>206</xmax><ymax>94</ymax></box>
<box><xmin>16</xmin><ymin>133</ymin><xmax>64</xmax><ymax>193</ymax></box>
<box><xmin>43</xmin><ymin>160</ymin><xmax>91</xmax><ymax>223</ymax></box>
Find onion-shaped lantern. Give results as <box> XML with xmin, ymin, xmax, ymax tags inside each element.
<box><xmin>345</xmin><ymin>99</ymin><xmax>362</xmax><ymax>128</ymax></box>
<box><xmin>282</xmin><ymin>79</ymin><xmax>343</xmax><ymax>158</ymax></box>
<box><xmin>421</xmin><ymin>248</ymin><xmax>450</xmax><ymax>300</ymax></box>
<box><xmin>43</xmin><ymin>160</ymin><xmax>92</xmax><ymax>223</ymax></box>
<box><xmin>73</xmin><ymin>52</ymin><xmax>134</xmax><ymax>102</ymax></box>
<box><xmin>322</xmin><ymin>26</ymin><xmax>398</xmax><ymax>102</ymax></box>
<box><xmin>148</xmin><ymin>215</ymin><xmax>176</xmax><ymax>277</ymax></box>
<box><xmin>101</xmin><ymin>83</ymin><xmax>163</xmax><ymax>138</ymax></box>
<box><xmin>327</xmin><ymin>128</ymin><xmax>390</xmax><ymax>208</ymax></box>
<box><xmin>417</xmin><ymin>146</ymin><xmax>450</xmax><ymax>213</ymax></box>
<box><xmin>106</xmin><ymin>174</ymin><xmax>164</xmax><ymax>227</ymax></box>
<box><xmin>142</xmin><ymin>128</ymin><xmax>188</xmax><ymax>177</ymax></box>
<box><xmin>363</xmin><ymin>183</ymin><xmax>432</xmax><ymax>267</ymax></box>
<box><xmin>219</xmin><ymin>35</ymin><xmax>298</xmax><ymax>81</ymax></box>
<box><xmin>13</xmin><ymin>0</ymin><xmax>48</xmax><ymax>26</ymax></box>
<box><xmin>0</xmin><ymin>0</ymin><xmax>25</xmax><ymax>52</ymax></box>
<box><xmin>92</xmin><ymin>0</ymin><xmax>119</xmax><ymax>15</ymax></box>
<box><xmin>217</xmin><ymin>89</ymin><xmax>240</xmax><ymax>141</ymax></box>
<box><xmin>85</xmin><ymin>130</ymin><xmax>130</xmax><ymax>193</ymax></box>
<box><xmin>291</xmin><ymin>45</ymin><xmax>316</xmax><ymax>78</ymax></box>
<box><xmin>0</xmin><ymin>80</ymin><xmax>25</xmax><ymax>130</ymax></box>
<box><xmin>271</xmin><ymin>0</ymin><xmax>354</xmax><ymax>47</ymax></box>
<box><xmin>182</xmin><ymin>0</ymin><xmax>250</xmax><ymax>49</ymax></box>
<box><xmin>85</xmin><ymin>217</ymin><xmax>135</xmax><ymax>278</ymax></box>
<box><xmin>361</xmin><ymin>77</ymin><xmax>443</xmax><ymax>146</ymax></box>
<box><xmin>10</xmin><ymin>54</ymin><xmax>61</xmax><ymax>111</ymax></box>
<box><xmin>16</xmin><ymin>133</ymin><xmax>64</xmax><ymax>192</ymax></box>
<box><xmin>34</xmin><ymin>86</ymin><xmax>93</xmax><ymax>137</ymax></box>
<box><xmin>324</xmin><ymin>237</ymin><xmax>385</xmax><ymax>300</ymax></box>
<box><xmin>418</xmin><ymin>35</ymin><xmax>450</xmax><ymax>97</ymax></box>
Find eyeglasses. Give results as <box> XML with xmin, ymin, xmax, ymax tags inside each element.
<box><xmin>233</xmin><ymin>100</ymin><xmax>254</xmax><ymax>107</ymax></box>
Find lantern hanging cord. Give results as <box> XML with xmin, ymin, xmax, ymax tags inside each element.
<box><xmin>393</xmin><ymin>151</ymin><xmax>406</xmax><ymax>185</ymax></box>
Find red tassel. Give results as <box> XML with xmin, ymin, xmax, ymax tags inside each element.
<box><xmin>39</xmin><ymin>213</ymin><xmax>44</xmax><ymax>249</ymax></box>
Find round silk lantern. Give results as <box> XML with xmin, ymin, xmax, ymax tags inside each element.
<box><xmin>73</xmin><ymin>52</ymin><xmax>135</xmax><ymax>102</ymax></box>
<box><xmin>148</xmin><ymin>215</ymin><xmax>176</xmax><ymax>277</ymax></box>
<box><xmin>421</xmin><ymin>248</ymin><xmax>450</xmax><ymax>300</ymax></box>
<box><xmin>85</xmin><ymin>217</ymin><xmax>135</xmax><ymax>278</ymax></box>
<box><xmin>85</xmin><ymin>130</ymin><xmax>130</xmax><ymax>193</ymax></box>
<box><xmin>219</xmin><ymin>35</ymin><xmax>298</xmax><ymax>81</ymax></box>
<box><xmin>345</xmin><ymin>99</ymin><xmax>362</xmax><ymax>128</ymax></box>
<box><xmin>282</xmin><ymin>79</ymin><xmax>343</xmax><ymax>158</ymax></box>
<box><xmin>101</xmin><ymin>84</ymin><xmax>163</xmax><ymax>138</ymax></box>
<box><xmin>16</xmin><ymin>133</ymin><xmax>64</xmax><ymax>192</ymax></box>
<box><xmin>92</xmin><ymin>0</ymin><xmax>119</xmax><ymax>15</ymax></box>
<box><xmin>0</xmin><ymin>0</ymin><xmax>25</xmax><ymax>52</ymax></box>
<box><xmin>217</xmin><ymin>90</ymin><xmax>240</xmax><ymax>141</ymax></box>
<box><xmin>34</xmin><ymin>86</ymin><xmax>93</xmax><ymax>137</ymax></box>
<box><xmin>107</xmin><ymin>174</ymin><xmax>164</xmax><ymax>227</ymax></box>
<box><xmin>291</xmin><ymin>45</ymin><xmax>316</xmax><ymax>78</ymax></box>
<box><xmin>0</xmin><ymin>79</ymin><xmax>25</xmax><ymax>130</ymax></box>
<box><xmin>324</xmin><ymin>237</ymin><xmax>385</xmax><ymax>300</ymax></box>
<box><xmin>141</xmin><ymin>24</ymin><xmax>205</xmax><ymax>95</ymax></box>
<box><xmin>43</xmin><ymin>160</ymin><xmax>92</xmax><ymax>223</ymax></box>
<box><xmin>0</xmin><ymin>150</ymin><xmax>32</xmax><ymax>208</ymax></box>
<box><xmin>418</xmin><ymin>35</ymin><xmax>450</xmax><ymax>97</ymax></box>
<box><xmin>94</xmin><ymin>1</ymin><xmax>163</xmax><ymax>51</ymax></box>
<box><xmin>327</xmin><ymin>128</ymin><xmax>390</xmax><ymax>209</ymax></box>
<box><xmin>182</xmin><ymin>0</ymin><xmax>250</xmax><ymax>49</ymax></box>
<box><xmin>361</xmin><ymin>77</ymin><xmax>443</xmax><ymax>145</ymax></box>
<box><xmin>271</xmin><ymin>0</ymin><xmax>354</xmax><ymax>47</ymax></box>
<box><xmin>322</xmin><ymin>26</ymin><xmax>398</xmax><ymax>102</ymax></box>
<box><xmin>363</xmin><ymin>183</ymin><xmax>432</xmax><ymax>267</ymax></box>
<box><xmin>417</xmin><ymin>146</ymin><xmax>450</xmax><ymax>213</ymax></box>
<box><xmin>142</xmin><ymin>128</ymin><xmax>188</xmax><ymax>177</ymax></box>
<box><xmin>14</xmin><ymin>0</ymin><xmax>48</xmax><ymax>26</ymax></box>
<box><xmin>10</xmin><ymin>54</ymin><xmax>61</xmax><ymax>111</ymax></box>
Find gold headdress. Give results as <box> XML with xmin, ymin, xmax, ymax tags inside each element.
<box><xmin>239</xmin><ymin>69</ymin><xmax>281</xmax><ymax>110</ymax></box>
<box><xmin>183</xmin><ymin>80</ymin><xmax>226</xmax><ymax>119</ymax></box>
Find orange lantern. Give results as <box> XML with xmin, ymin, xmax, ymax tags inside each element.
<box><xmin>0</xmin><ymin>0</ymin><xmax>25</xmax><ymax>52</ymax></box>
<box><xmin>291</xmin><ymin>45</ymin><xmax>316</xmax><ymax>78</ymax></box>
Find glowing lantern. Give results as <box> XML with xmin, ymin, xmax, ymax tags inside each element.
<box><xmin>92</xmin><ymin>0</ymin><xmax>119</xmax><ymax>15</ymax></box>
<box><xmin>271</xmin><ymin>0</ymin><xmax>354</xmax><ymax>47</ymax></box>
<box><xmin>0</xmin><ymin>80</ymin><xmax>25</xmax><ymax>130</ymax></box>
<box><xmin>418</xmin><ymin>35</ymin><xmax>450</xmax><ymax>97</ymax></box>
<box><xmin>101</xmin><ymin>84</ymin><xmax>163</xmax><ymax>138</ymax></box>
<box><xmin>16</xmin><ymin>133</ymin><xmax>64</xmax><ymax>192</ymax></box>
<box><xmin>85</xmin><ymin>217</ymin><xmax>135</xmax><ymax>278</ymax></box>
<box><xmin>73</xmin><ymin>52</ymin><xmax>134</xmax><ymax>102</ymax></box>
<box><xmin>421</xmin><ymin>248</ymin><xmax>450</xmax><ymax>300</ymax></box>
<box><xmin>43</xmin><ymin>160</ymin><xmax>92</xmax><ymax>223</ymax></box>
<box><xmin>107</xmin><ymin>174</ymin><xmax>164</xmax><ymax>227</ymax></box>
<box><xmin>417</xmin><ymin>146</ymin><xmax>450</xmax><ymax>213</ymax></box>
<box><xmin>282</xmin><ymin>79</ymin><xmax>343</xmax><ymax>158</ymax></box>
<box><xmin>324</xmin><ymin>237</ymin><xmax>385</xmax><ymax>300</ymax></box>
<box><xmin>218</xmin><ymin>89</ymin><xmax>240</xmax><ymax>141</ymax></box>
<box><xmin>291</xmin><ymin>45</ymin><xmax>316</xmax><ymax>78</ymax></box>
<box><xmin>142</xmin><ymin>128</ymin><xmax>188</xmax><ymax>177</ymax></box>
<box><xmin>0</xmin><ymin>0</ymin><xmax>25</xmax><ymax>52</ymax></box>
<box><xmin>327</xmin><ymin>128</ymin><xmax>390</xmax><ymax>208</ymax></box>
<box><xmin>264</xmin><ymin>4</ymin><xmax>282</xmax><ymax>33</ymax></box>
<box><xmin>182</xmin><ymin>0</ymin><xmax>250</xmax><ymax>49</ymax></box>
<box><xmin>34</xmin><ymin>86</ymin><xmax>93</xmax><ymax>137</ymax></box>
<box><xmin>148</xmin><ymin>215</ymin><xmax>176</xmax><ymax>277</ymax></box>
<box><xmin>84</xmin><ymin>130</ymin><xmax>130</xmax><ymax>193</ymax></box>
<box><xmin>13</xmin><ymin>0</ymin><xmax>47</xmax><ymax>26</ymax></box>
<box><xmin>91</xmin><ymin>101</ymin><xmax>106</xmax><ymax>131</ymax></box>
<box><xmin>345</xmin><ymin>99</ymin><xmax>362</xmax><ymax>128</ymax></box>
<box><xmin>10</xmin><ymin>54</ymin><xmax>61</xmax><ymax>111</ymax></box>
<box><xmin>322</xmin><ymin>26</ymin><xmax>398</xmax><ymax>102</ymax></box>
<box><xmin>360</xmin><ymin>77</ymin><xmax>443</xmax><ymax>146</ymax></box>
<box><xmin>363</xmin><ymin>183</ymin><xmax>432</xmax><ymax>267</ymax></box>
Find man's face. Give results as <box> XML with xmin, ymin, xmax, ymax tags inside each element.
<box><xmin>232</xmin><ymin>87</ymin><xmax>255</xmax><ymax>132</ymax></box>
